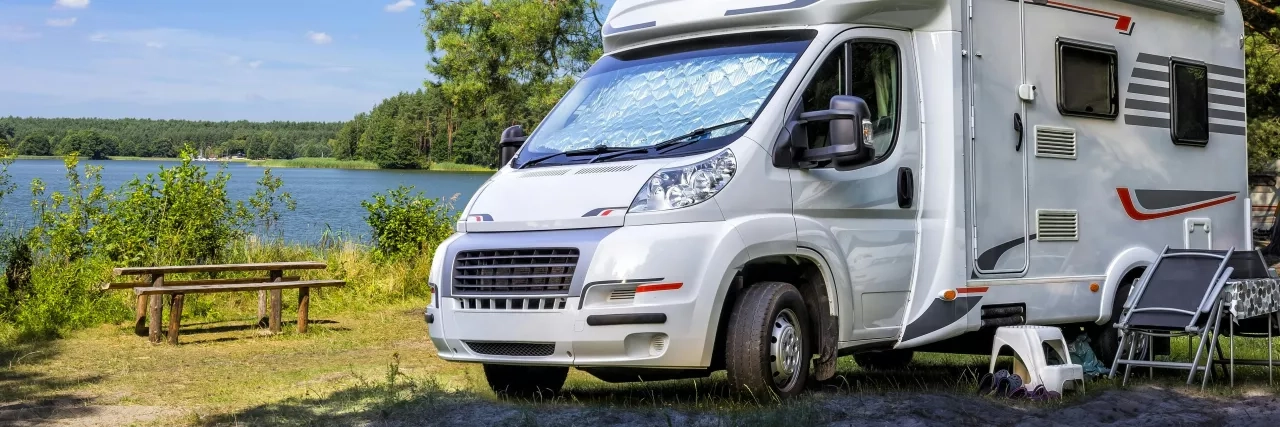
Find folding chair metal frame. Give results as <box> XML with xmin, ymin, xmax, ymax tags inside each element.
<box><xmin>1108</xmin><ymin>246</ymin><xmax>1235</xmax><ymax>390</ymax></box>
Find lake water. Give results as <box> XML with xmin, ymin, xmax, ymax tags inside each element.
<box><xmin>0</xmin><ymin>159</ymin><xmax>491</xmax><ymax>243</ymax></box>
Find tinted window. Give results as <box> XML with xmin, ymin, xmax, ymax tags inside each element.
<box><xmin>1172</xmin><ymin>60</ymin><xmax>1210</xmax><ymax>145</ymax></box>
<box><xmin>1057</xmin><ymin>41</ymin><xmax>1118</xmax><ymax>118</ymax></box>
<box><xmin>850</xmin><ymin>43</ymin><xmax>899</xmax><ymax>159</ymax></box>
<box><xmin>800</xmin><ymin>46</ymin><xmax>845</xmax><ymax>149</ymax></box>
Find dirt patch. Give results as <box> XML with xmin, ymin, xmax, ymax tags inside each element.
<box><xmin>0</xmin><ymin>396</ymin><xmax>184</xmax><ymax>426</ymax></box>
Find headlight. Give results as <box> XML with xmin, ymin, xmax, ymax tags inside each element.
<box><xmin>629</xmin><ymin>149</ymin><xmax>736</xmax><ymax>213</ymax></box>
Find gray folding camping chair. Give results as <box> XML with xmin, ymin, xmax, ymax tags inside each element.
<box><xmin>1109</xmin><ymin>246</ymin><xmax>1235</xmax><ymax>389</ymax></box>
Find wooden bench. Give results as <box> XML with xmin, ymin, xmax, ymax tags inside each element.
<box><xmin>104</xmin><ymin>262</ymin><xmax>345</xmax><ymax>344</ymax></box>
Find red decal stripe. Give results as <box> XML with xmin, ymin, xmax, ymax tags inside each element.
<box><xmin>957</xmin><ymin>287</ymin><xmax>989</xmax><ymax>294</ymax></box>
<box><xmin>635</xmin><ymin>282</ymin><xmax>683</xmax><ymax>293</ymax></box>
<box><xmin>600</xmin><ymin>209</ymin><xmax>614</xmax><ymax>217</ymax></box>
<box><xmin>1114</xmin><ymin>16</ymin><xmax>1133</xmax><ymax>31</ymax></box>
<box><xmin>1117</xmin><ymin>188</ymin><xmax>1237</xmax><ymax>221</ymax></box>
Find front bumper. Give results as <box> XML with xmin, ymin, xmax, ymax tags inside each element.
<box><xmin>426</xmin><ymin>221</ymin><xmax>748</xmax><ymax>368</ymax></box>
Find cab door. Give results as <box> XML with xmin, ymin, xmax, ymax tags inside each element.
<box><xmin>788</xmin><ymin>29</ymin><xmax>922</xmax><ymax>342</ymax></box>
<box><xmin>967</xmin><ymin>0</ymin><xmax>1031</xmax><ymax>276</ymax></box>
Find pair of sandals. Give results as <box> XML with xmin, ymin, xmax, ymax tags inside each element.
<box><xmin>977</xmin><ymin>369</ymin><xmax>1062</xmax><ymax>400</ymax></box>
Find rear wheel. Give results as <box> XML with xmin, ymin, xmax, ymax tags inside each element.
<box><xmin>725</xmin><ymin>281</ymin><xmax>812</xmax><ymax>398</ymax></box>
<box><xmin>482</xmin><ymin>364</ymin><xmax>568</xmax><ymax>398</ymax></box>
<box><xmin>1089</xmin><ymin>277</ymin><xmax>1138</xmax><ymax>366</ymax></box>
<box><xmin>854</xmin><ymin>350</ymin><xmax>915</xmax><ymax>371</ymax></box>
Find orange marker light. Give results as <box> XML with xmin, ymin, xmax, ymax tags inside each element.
<box><xmin>635</xmin><ymin>282</ymin><xmax>683</xmax><ymax>293</ymax></box>
<box><xmin>939</xmin><ymin>289</ymin><xmax>957</xmax><ymax>301</ymax></box>
<box><xmin>1090</xmin><ymin>283</ymin><xmax>1100</xmax><ymax>293</ymax></box>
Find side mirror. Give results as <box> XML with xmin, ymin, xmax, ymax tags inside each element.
<box><xmin>498</xmin><ymin>125</ymin><xmax>527</xmax><ymax>167</ymax></box>
<box><xmin>774</xmin><ymin>95</ymin><xmax>876</xmax><ymax>170</ymax></box>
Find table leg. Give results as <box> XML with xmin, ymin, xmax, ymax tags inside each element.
<box><xmin>257</xmin><ymin>290</ymin><xmax>268</xmax><ymax>328</ymax></box>
<box><xmin>297</xmin><ymin>287</ymin><xmax>310</xmax><ymax>334</ymax></box>
<box><xmin>269</xmin><ymin>270</ymin><xmax>282</xmax><ymax>334</ymax></box>
<box><xmin>168</xmin><ymin>294</ymin><xmax>184</xmax><ymax>345</ymax></box>
<box><xmin>148</xmin><ymin>294</ymin><xmax>163</xmax><ymax>343</ymax></box>
<box><xmin>134</xmin><ymin>294</ymin><xmax>149</xmax><ymax>337</ymax></box>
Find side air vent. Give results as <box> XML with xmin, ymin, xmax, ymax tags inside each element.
<box><xmin>1037</xmin><ymin>209</ymin><xmax>1080</xmax><ymax>241</ymax></box>
<box><xmin>520</xmin><ymin>169</ymin><xmax>570</xmax><ymax>178</ymax></box>
<box><xmin>607</xmin><ymin>289</ymin><xmax>636</xmax><ymax>302</ymax></box>
<box><xmin>576</xmin><ymin>165</ymin><xmax>638</xmax><ymax>175</ymax></box>
<box><xmin>1034</xmin><ymin>126</ymin><xmax>1077</xmax><ymax>159</ymax></box>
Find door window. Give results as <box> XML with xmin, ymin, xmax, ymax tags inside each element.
<box><xmin>795</xmin><ymin>41</ymin><xmax>900</xmax><ymax>161</ymax></box>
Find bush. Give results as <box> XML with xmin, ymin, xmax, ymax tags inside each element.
<box><xmin>362</xmin><ymin>186</ymin><xmax>457</xmax><ymax>260</ymax></box>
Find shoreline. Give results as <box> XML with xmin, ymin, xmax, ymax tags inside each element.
<box><xmin>246</xmin><ymin>157</ymin><xmax>494</xmax><ymax>172</ymax></box>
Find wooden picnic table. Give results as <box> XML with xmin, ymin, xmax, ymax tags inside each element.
<box><xmin>103</xmin><ymin>262</ymin><xmax>345</xmax><ymax>344</ymax></box>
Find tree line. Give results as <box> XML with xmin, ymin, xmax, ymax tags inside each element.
<box><xmin>0</xmin><ymin>117</ymin><xmax>341</xmax><ymax>160</ymax></box>
<box><xmin>329</xmin><ymin>0</ymin><xmax>604</xmax><ymax>169</ymax></box>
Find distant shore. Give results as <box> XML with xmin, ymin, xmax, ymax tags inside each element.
<box><xmin>245</xmin><ymin>157</ymin><xmax>493</xmax><ymax>172</ymax></box>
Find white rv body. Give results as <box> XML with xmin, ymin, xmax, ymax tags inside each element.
<box><xmin>427</xmin><ymin>0</ymin><xmax>1248</xmax><ymax>393</ymax></box>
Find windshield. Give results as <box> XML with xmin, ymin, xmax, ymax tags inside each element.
<box><xmin>515</xmin><ymin>31</ymin><xmax>814</xmax><ymax>168</ymax></box>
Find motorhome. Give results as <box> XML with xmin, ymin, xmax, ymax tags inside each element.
<box><xmin>425</xmin><ymin>0</ymin><xmax>1249</xmax><ymax>397</ymax></box>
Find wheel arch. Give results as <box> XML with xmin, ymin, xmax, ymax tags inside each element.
<box><xmin>1096</xmin><ymin>246</ymin><xmax>1157</xmax><ymax>325</ymax></box>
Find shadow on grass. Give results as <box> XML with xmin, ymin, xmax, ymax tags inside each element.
<box><xmin>0</xmin><ymin>339</ymin><xmax>114</xmax><ymax>426</ymax></box>
<box><xmin>179</xmin><ymin>319</ymin><xmax>339</xmax><ymax>336</ymax></box>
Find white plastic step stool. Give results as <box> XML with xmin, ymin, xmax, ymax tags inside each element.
<box><xmin>989</xmin><ymin>325</ymin><xmax>1086</xmax><ymax>394</ymax></box>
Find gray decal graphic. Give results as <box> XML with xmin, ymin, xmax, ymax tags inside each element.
<box><xmin>977</xmin><ymin>234</ymin><xmax>1038</xmax><ymax>272</ymax></box>
<box><xmin>602</xmin><ymin>20</ymin><xmax>656</xmax><ymax>36</ymax></box>
<box><xmin>725</xmin><ymin>0</ymin><xmax>820</xmax><ymax>16</ymax></box>
<box><xmin>901</xmin><ymin>296</ymin><xmax>982</xmax><ymax>342</ymax></box>
<box><xmin>1125</xmin><ymin>53</ymin><xmax>1246</xmax><ymax>136</ymax></box>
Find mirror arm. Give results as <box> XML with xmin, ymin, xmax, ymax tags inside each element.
<box><xmin>796</xmin><ymin>109</ymin><xmax>858</xmax><ymax>125</ymax></box>
<box><xmin>795</xmin><ymin>143</ymin><xmax>862</xmax><ymax>164</ymax></box>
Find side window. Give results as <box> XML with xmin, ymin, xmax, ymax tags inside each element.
<box><xmin>1171</xmin><ymin>59</ymin><xmax>1210</xmax><ymax>146</ymax></box>
<box><xmin>1056</xmin><ymin>39</ymin><xmax>1118</xmax><ymax>119</ymax></box>
<box><xmin>800</xmin><ymin>45</ymin><xmax>845</xmax><ymax>149</ymax></box>
<box><xmin>849</xmin><ymin>42</ymin><xmax>899</xmax><ymax>159</ymax></box>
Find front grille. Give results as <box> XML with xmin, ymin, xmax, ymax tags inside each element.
<box><xmin>456</xmin><ymin>297</ymin><xmax>567</xmax><ymax>311</ymax></box>
<box><xmin>465</xmin><ymin>341</ymin><xmax>555</xmax><ymax>357</ymax></box>
<box><xmin>453</xmin><ymin>248</ymin><xmax>579</xmax><ymax>295</ymax></box>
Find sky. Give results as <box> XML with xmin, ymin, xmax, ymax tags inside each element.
<box><xmin>0</xmin><ymin>0</ymin><xmax>444</xmax><ymax>122</ymax></box>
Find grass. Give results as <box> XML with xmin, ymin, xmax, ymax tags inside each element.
<box><xmin>428</xmin><ymin>162</ymin><xmax>494</xmax><ymax>172</ymax></box>
<box><xmin>7</xmin><ymin>296</ymin><xmax>1280</xmax><ymax>426</ymax></box>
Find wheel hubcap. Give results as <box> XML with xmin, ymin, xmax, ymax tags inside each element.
<box><xmin>770</xmin><ymin>308</ymin><xmax>803</xmax><ymax>388</ymax></box>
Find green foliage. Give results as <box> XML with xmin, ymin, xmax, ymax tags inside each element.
<box><xmin>362</xmin><ymin>186</ymin><xmax>457</xmax><ymax>260</ymax></box>
<box><xmin>248</xmin><ymin>168</ymin><xmax>297</xmax><ymax>236</ymax></box>
<box><xmin>247</xmin><ymin>131</ymin><xmax>277</xmax><ymax>160</ymax></box>
<box><xmin>59</xmin><ymin>130</ymin><xmax>117</xmax><ymax>160</ymax></box>
<box><xmin>269</xmin><ymin>137</ymin><xmax>298</xmax><ymax>160</ymax></box>
<box><xmin>16</xmin><ymin>131</ymin><xmax>55</xmax><ymax>156</ymax></box>
<box><xmin>1</xmin><ymin>117</ymin><xmax>340</xmax><ymax>160</ymax></box>
<box><xmin>1245</xmin><ymin>5</ymin><xmax>1280</xmax><ymax>171</ymax></box>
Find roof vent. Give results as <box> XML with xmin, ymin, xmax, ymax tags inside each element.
<box><xmin>1035</xmin><ymin>126</ymin><xmax>1077</xmax><ymax>159</ymax></box>
<box><xmin>1037</xmin><ymin>210</ymin><xmax>1080</xmax><ymax>241</ymax></box>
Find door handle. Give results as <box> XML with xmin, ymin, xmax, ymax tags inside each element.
<box><xmin>1014</xmin><ymin>112</ymin><xmax>1024</xmax><ymax>152</ymax></box>
<box><xmin>898</xmin><ymin>167</ymin><xmax>914</xmax><ymax>209</ymax></box>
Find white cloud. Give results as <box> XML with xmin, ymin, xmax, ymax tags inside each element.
<box><xmin>88</xmin><ymin>32</ymin><xmax>107</xmax><ymax>42</ymax></box>
<box><xmin>145</xmin><ymin>41</ymin><xmax>164</xmax><ymax>49</ymax></box>
<box><xmin>46</xmin><ymin>17</ymin><xmax>77</xmax><ymax>27</ymax></box>
<box><xmin>306</xmin><ymin>31</ymin><xmax>332</xmax><ymax>45</ymax></box>
<box><xmin>248</xmin><ymin>60</ymin><xmax>263</xmax><ymax>69</ymax></box>
<box><xmin>0</xmin><ymin>25</ymin><xmax>41</xmax><ymax>41</ymax></box>
<box><xmin>54</xmin><ymin>0</ymin><xmax>90</xmax><ymax>9</ymax></box>
<box><xmin>384</xmin><ymin>0</ymin><xmax>415</xmax><ymax>13</ymax></box>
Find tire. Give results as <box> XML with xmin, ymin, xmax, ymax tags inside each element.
<box><xmin>1089</xmin><ymin>277</ymin><xmax>1137</xmax><ymax>366</ymax></box>
<box><xmin>482</xmin><ymin>364</ymin><xmax>568</xmax><ymax>398</ymax></box>
<box><xmin>725</xmin><ymin>281</ymin><xmax>812</xmax><ymax>399</ymax></box>
<box><xmin>854</xmin><ymin>350</ymin><xmax>915</xmax><ymax>371</ymax></box>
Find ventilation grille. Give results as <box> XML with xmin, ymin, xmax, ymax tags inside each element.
<box><xmin>1037</xmin><ymin>210</ymin><xmax>1080</xmax><ymax>241</ymax></box>
<box><xmin>576</xmin><ymin>164</ymin><xmax>638</xmax><ymax>175</ymax></box>
<box><xmin>520</xmin><ymin>169</ymin><xmax>569</xmax><ymax>178</ymax></box>
<box><xmin>453</xmin><ymin>248</ymin><xmax>579</xmax><ymax>295</ymax></box>
<box><xmin>456</xmin><ymin>297</ymin><xmax>567</xmax><ymax>311</ymax></box>
<box><xmin>465</xmin><ymin>341</ymin><xmax>555</xmax><ymax>357</ymax></box>
<box><xmin>1035</xmin><ymin>126</ymin><xmax>1077</xmax><ymax>159</ymax></box>
<box><xmin>607</xmin><ymin>289</ymin><xmax>636</xmax><ymax>302</ymax></box>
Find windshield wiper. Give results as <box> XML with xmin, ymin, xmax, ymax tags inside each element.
<box><xmin>588</xmin><ymin>118</ymin><xmax>753</xmax><ymax>164</ymax></box>
<box><xmin>519</xmin><ymin>144</ymin><xmax>628</xmax><ymax>169</ymax></box>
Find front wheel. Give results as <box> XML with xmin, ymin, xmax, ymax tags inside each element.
<box><xmin>482</xmin><ymin>364</ymin><xmax>568</xmax><ymax>398</ymax></box>
<box><xmin>725</xmin><ymin>281</ymin><xmax>812</xmax><ymax>398</ymax></box>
